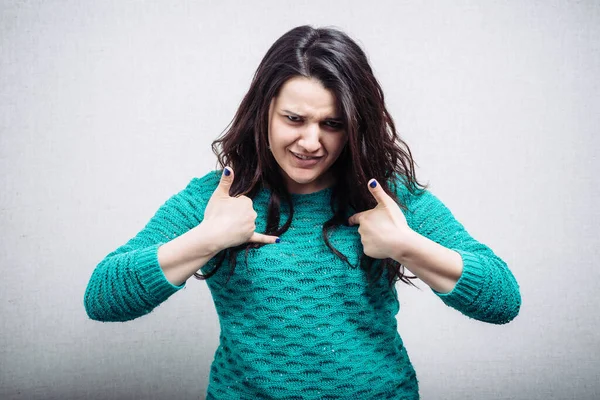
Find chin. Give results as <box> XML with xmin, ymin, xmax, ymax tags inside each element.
<box><xmin>282</xmin><ymin>166</ymin><xmax>333</xmax><ymax>193</ymax></box>
<box><xmin>288</xmin><ymin>172</ymin><xmax>319</xmax><ymax>185</ymax></box>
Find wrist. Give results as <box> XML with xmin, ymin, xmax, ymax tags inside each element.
<box><xmin>191</xmin><ymin>222</ymin><xmax>223</xmax><ymax>258</ymax></box>
<box><xmin>391</xmin><ymin>228</ymin><xmax>420</xmax><ymax>263</ymax></box>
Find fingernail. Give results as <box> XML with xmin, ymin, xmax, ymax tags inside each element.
<box><xmin>223</xmin><ymin>168</ymin><xmax>231</xmax><ymax>176</ymax></box>
<box><xmin>369</xmin><ymin>180</ymin><xmax>377</xmax><ymax>188</ymax></box>
<box><xmin>275</xmin><ymin>237</ymin><xmax>281</xmax><ymax>243</ymax></box>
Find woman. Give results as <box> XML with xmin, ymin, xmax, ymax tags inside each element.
<box><xmin>84</xmin><ymin>25</ymin><xmax>521</xmax><ymax>399</ymax></box>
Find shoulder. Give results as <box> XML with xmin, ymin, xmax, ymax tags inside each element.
<box><xmin>185</xmin><ymin>170</ymin><xmax>222</xmax><ymax>196</ymax></box>
<box><xmin>388</xmin><ymin>173</ymin><xmax>428</xmax><ymax>208</ymax></box>
<box><xmin>162</xmin><ymin>170</ymin><xmax>221</xmax><ymax>213</ymax></box>
<box><xmin>388</xmin><ymin>174</ymin><xmax>458</xmax><ymax>221</ymax></box>
<box><xmin>389</xmin><ymin>174</ymin><xmax>466</xmax><ymax>236</ymax></box>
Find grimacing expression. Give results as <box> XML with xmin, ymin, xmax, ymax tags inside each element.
<box><xmin>267</xmin><ymin>76</ymin><xmax>348</xmax><ymax>194</ymax></box>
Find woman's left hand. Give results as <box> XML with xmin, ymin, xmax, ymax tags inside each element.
<box><xmin>348</xmin><ymin>179</ymin><xmax>413</xmax><ymax>260</ymax></box>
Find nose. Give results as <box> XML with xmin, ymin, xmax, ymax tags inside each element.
<box><xmin>297</xmin><ymin>123</ymin><xmax>321</xmax><ymax>153</ymax></box>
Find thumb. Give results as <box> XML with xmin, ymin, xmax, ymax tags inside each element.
<box><xmin>216</xmin><ymin>167</ymin><xmax>234</xmax><ymax>197</ymax></box>
<box><xmin>367</xmin><ymin>179</ymin><xmax>391</xmax><ymax>206</ymax></box>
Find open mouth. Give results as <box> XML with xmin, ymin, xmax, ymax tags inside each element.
<box><xmin>291</xmin><ymin>151</ymin><xmax>322</xmax><ymax>160</ymax></box>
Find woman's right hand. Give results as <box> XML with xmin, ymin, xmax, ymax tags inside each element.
<box><xmin>200</xmin><ymin>167</ymin><xmax>279</xmax><ymax>253</ymax></box>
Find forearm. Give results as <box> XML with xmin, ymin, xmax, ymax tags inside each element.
<box><xmin>395</xmin><ymin>188</ymin><xmax>520</xmax><ymax>323</ymax></box>
<box><xmin>158</xmin><ymin>222</ymin><xmax>220</xmax><ymax>286</ymax></box>
<box><xmin>392</xmin><ymin>229</ymin><xmax>463</xmax><ymax>293</ymax></box>
<box><xmin>395</xmin><ymin>226</ymin><xmax>521</xmax><ymax>324</ymax></box>
<box><xmin>85</xmin><ymin>243</ymin><xmax>186</xmax><ymax>322</ymax></box>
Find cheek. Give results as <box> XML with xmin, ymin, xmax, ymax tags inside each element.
<box><xmin>324</xmin><ymin>135</ymin><xmax>347</xmax><ymax>157</ymax></box>
<box><xmin>270</xmin><ymin>122</ymin><xmax>296</xmax><ymax>148</ymax></box>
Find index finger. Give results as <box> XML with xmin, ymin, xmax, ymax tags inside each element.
<box><xmin>249</xmin><ymin>232</ymin><xmax>281</xmax><ymax>244</ymax></box>
<box><xmin>348</xmin><ymin>211</ymin><xmax>365</xmax><ymax>226</ymax></box>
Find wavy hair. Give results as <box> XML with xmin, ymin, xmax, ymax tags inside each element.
<box><xmin>194</xmin><ymin>25</ymin><xmax>428</xmax><ymax>287</ymax></box>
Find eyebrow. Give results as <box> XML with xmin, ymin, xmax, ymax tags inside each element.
<box><xmin>282</xmin><ymin>109</ymin><xmax>342</xmax><ymax>121</ymax></box>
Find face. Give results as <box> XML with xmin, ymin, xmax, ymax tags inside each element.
<box><xmin>267</xmin><ymin>76</ymin><xmax>348</xmax><ymax>194</ymax></box>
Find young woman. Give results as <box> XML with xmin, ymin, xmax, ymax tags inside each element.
<box><xmin>85</xmin><ymin>25</ymin><xmax>521</xmax><ymax>399</ymax></box>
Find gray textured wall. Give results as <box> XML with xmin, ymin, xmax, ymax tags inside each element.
<box><xmin>1</xmin><ymin>1</ymin><xmax>599</xmax><ymax>399</ymax></box>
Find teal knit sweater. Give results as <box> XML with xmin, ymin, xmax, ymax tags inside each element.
<box><xmin>84</xmin><ymin>171</ymin><xmax>521</xmax><ymax>399</ymax></box>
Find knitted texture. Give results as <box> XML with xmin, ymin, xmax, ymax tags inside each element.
<box><xmin>84</xmin><ymin>171</ymin><xmax>521</xmax><ymax>399</ymax></box>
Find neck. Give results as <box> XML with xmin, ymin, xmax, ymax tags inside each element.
<box><xmin>285</xmin><ymin>172</ymin><xmax>335</xmax><ymax>194</ymax></box>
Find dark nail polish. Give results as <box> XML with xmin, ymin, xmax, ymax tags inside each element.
<box><xmin>224</xmin><ymin>168</ymin><xmax>231</xmax><ymax>176</ymax></box>
<box><xmin>369</xmin><ymin>180</ymin><xmax>377</xmax><ymax>188</ymax></box>
<box><xmin>275</xmin><ymin>238</ymin><xmax>281</xmax><ymax>243</ymax></box>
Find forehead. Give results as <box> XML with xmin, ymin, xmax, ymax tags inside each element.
<box><xmin>274</xmin><ymin>76</ymin><xmax>339</xmax><ymax>118</ymax></box>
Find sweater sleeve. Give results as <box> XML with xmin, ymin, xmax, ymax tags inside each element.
<box><xmin>84</xmin><ymin>174</ymin><xmax>215</xmax><ymax>322</ymax></box>
<box><xmin>404</xmin><ymin>188</ymin><xmax>521</xmax><ymax>324</ymax></box>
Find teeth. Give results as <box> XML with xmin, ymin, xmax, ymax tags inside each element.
<box><xmin>293</xmin><ymin>152</ymin><xmax>316</xmax><ymax>160</ymax></box>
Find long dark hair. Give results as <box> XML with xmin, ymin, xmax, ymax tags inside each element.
<box><xmin>194</xmin><ymin>25</ymin><xmax>429</xmax><ymax>287</ymax></box>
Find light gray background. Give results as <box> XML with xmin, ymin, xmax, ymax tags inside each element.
<box><xmin>1</xmin><ymin>1</ymin><xmax>598</xmax><ymax>399</ymax></box>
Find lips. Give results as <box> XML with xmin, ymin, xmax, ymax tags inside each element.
<box><xmin>289</xmin><ymin>150</ymin><xmax>322</xmax><ymax>167</ymax></box>
<box><xmin>290</xmin><ymin>151</ymin><xmax>322</xmax><ymax>160</ymax></box>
